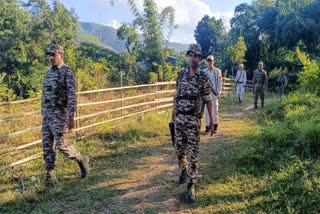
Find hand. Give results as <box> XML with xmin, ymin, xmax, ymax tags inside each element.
<box><xmin>209</xmin><ymin>122</ymin><xmax>214</xmax><ymax>137</ymax></box>
<box><xmin>67</xmin><ymin>117</ymin><xmax>75</xmax><ymax>130</ymax></box>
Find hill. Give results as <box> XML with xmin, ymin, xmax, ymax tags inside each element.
<box><xmin>79</xmin><ymin>22</ymin><xmax>189</xmax><ymax>53</ymax></box>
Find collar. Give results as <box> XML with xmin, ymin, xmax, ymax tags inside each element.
<box><xmin>52</xmin><ymin>62</ymin><xmax>65</xmax><ymax>69</ymax></box>
<box><xmin>187</xmin><ymin>67</ymin><xmax>200</xmax><ymax>76</ymax></box>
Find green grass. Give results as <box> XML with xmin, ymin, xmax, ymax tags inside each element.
<box><xmin>1</xmin><ymin>90</ymin><xmax>320</xmax><ymax>213</ymax></box>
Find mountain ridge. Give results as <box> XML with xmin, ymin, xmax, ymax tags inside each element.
<box><xmin>79</xmin><ymin>22</ymin><xmax>189</xmax><ymax>53</ymax></box>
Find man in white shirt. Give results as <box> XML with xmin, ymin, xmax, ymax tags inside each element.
<box><xmin>202</xmin><ymin>55</ymin><xmax>222</xmax><ymax>134</ymax></box>
<box><xmin>236</xmin><ymin>63</ymin><xmax>247</xmax><ymax>103</ymax></box>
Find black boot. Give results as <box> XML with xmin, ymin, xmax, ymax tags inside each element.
<box><xmin>185</xmin><ymin>183</ymin><xmax>196</xmax><ymax>203</ymax></box>
<box><xmin>201</xmin><ymin>126</ymin><xmax>209</xmax><ymax>135</ymax></box>
<box><xmin>77</xmin><ymin>155</ymin><xmax>89</xmax><ymax>178</ymax></box>
<box><xmin>177</xmin><ymin>169</ymin><xmax>187</xmax><ymax>184</ymax></box>
<box><xmin>213</xmin><ymin>124</ymin><xmax>218</xmax><ymax>133</ymax></box>
<box><xmin>254</xmin><ymin>103</ymin><xmax>258</xmax><ymax>109</ymax></box>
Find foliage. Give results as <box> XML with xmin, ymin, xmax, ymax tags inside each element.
<box><xmin>226</xmin><ymin>36</ymin><xmax>247</xmax><ymax>64</ymax></box>
<box><xmin>231</xmin><ymin>92</ymin><xmax>320</xmax><ymax>212</ymax></box>
<box><xmin>194</xmin><ymin>15</ymin><xmax>226</xmax><ymax>63</ymax></box>
<box><xmin>296</xmin><ymin>48</ymin><xmax>320</xmax><ymax>93</ymax></box>
<box><xmin>0</xmin><ymin>73</ymin><xmax>16</xmax><ymax>101</ymax></box>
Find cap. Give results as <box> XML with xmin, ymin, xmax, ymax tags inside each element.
<box><xmin>186</xmin><ymin>44</ymin><xmax>202</xmax><ymax>56</ymax></box>
<box><xmin>46</xmin><ymin>44</ymin><xmax>64</xmax><ymax>55</ymax></box>
<box><xmin>207</xmin><ymin>55</ymin><xmax>214</xmax><ymax>61</ymax></box>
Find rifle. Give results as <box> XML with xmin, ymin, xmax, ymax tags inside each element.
<box><xmin>169</xmin><ymin>122</ymin><xmax>175</xmax><ymax>146</ymax></box>
<box><xmin>208</xmin><ymin>77</ymin><xmax>218</xmax><ymax>96</ymax></box>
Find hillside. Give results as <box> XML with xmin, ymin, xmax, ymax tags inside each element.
<box><xmin>79</xmin><ymin>22</ymin><xmax>189</xmax><ymax>53</ymax></box>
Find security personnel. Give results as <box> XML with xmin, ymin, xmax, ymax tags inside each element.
<box><xmin>203</xmin><ymin>55</ymin><xmax>222</xmax><ymax>134</ymax></box>
<box><xmin>172</xmin><ymin>44</ymin><xmax>214</xmax><ymax>203</ymax></box>
<box><xmin>252</xmin><ymin>61</ymin><xmax>268</xmax><ymax>109</ymax></box>
<box><xmin>236</xmin><ymin>63</ymin><xmax>247</xmax><ymax>103</ymax></box>
<box><xmin>42</xmin><ymin>44</ymin><xmax>89</xmax><ymax>186</ymax></box>
<box><xmin>277</xmin><ymin>67</ymin><xmax>288</xmax><ymax>96</ymax></box>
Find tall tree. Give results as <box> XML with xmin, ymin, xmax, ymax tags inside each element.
<box><xmin>194</xmin><ymin>15</ymin><xmax>226</xmax><ymax>62</ymax></box>
<box><xmin>227</xmin><ymin>36</ymin><xmax>247</xmax><ymax>65</ymax></box>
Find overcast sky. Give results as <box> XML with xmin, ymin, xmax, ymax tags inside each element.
<box><xmin>48</xmin><ymin>0</ymin><xmax>252</xmax><ymax>44</ymax></box>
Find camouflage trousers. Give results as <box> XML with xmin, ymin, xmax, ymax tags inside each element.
<box><xmin>254</xmin><ymin>84</ymin><xmax>265</xmax><ymax>107</ymax></box>
<box><xmin>42</xmin><ymin>108</ymin><xmax>82</xmax><ymax>171</ymax></box>
<box><xmin>279</xmin><ymin>84</ymin><xmax>286</xmax><ymax>96</ymax></box>
<box><xmin>174</xmin><ymin>114</ymin><xmax>201</xmax><ymax>184</ymax></box>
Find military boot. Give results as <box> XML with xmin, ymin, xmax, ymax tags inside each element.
<box><xmin>201</xmin><ymin>126</ymin><xmax>209</xmax><ymax>135</ymax></box>
<box><xmin>254</xmin><ymin>103</ymin><xmax>258</xmax><ymax>109</ymax></box>
<box><xmin>185</xmin><ymin>183</ymin><xmax>196</xmax><ymax>203</ymax></box>
<box><xmin>45</xmin><ymin>170</ymin><xmax>57</xmax><ymax>187</ymax></box>
<box><xmin>177</xmin><ymin>169</ymin><xmax>187</xmax><ymax>184</ymax></box>
<box><xmin>213</xmin><ymin>124</ymin><xmax>218</xmax><ymax>134</ymax></box>
<box><xmin>77</xmin><ymin>155</ymin><xmax>89</xmax><ymax>178</ymax></box>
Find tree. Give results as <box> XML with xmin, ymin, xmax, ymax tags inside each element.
<box><xmin>49</xmin><ymin>0</ymin><xmax>78</xmax><ymax>68</ymax></box>
<box><xmin>117</xmin><ymin>24</ymin><xmax>139</xmax><ymax>53</ymax></box>
<box><xmin>296</xmin><ymin>48</ymin><xmax>320</xmax><ymax>93</ymax></box>
<box><xmin>227</xmin><ymin>36</ymin><xmax>247</xmax><ymax>64</ymax></box>
<box><xmin>109</xmin><ymin>0</ymin><xmax>177</xmax><ymax>82</ymax></box>
<box><xmin>194</xmin><ymin>15</ymin><xmax>226</xmax><ymax>62</ymax></box>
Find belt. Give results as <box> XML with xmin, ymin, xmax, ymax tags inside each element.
<box><xmin>176</xmin><ymin>109</ymin><xmax>196</xmax><ymax>116</ymax></box>
<box><xmin>176</xmin><ymin>95</ymin><xmax>197</xmax><ymax>101</ymax></box>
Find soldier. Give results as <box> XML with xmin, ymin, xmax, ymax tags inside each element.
<box><xmin>277</xmin><ymin>67</ymin><xmax>288</xmax><ymax>96</ymax></box>
<box><xmin>202</xmin><ymin>55</ymin><xmax>222</xmax><ymax>134</ymax></box>
<box><xmin>252</xmin><ymin>61</ymin><xmax>268</xmax><ymax>109</ymax></box>
<box><xmin>236</xmin><ymin>63</ymin><xmax>247</xmax><ymax>103</ymax></box>
<box><xmin>42</xmin><ymin>44</ymin><xmax>89</xmax><ymax>186</ymax></box>
<box><xmin>172</xmin><ymin>44</ymin><xmax>214</xmax><ymax>203</ymax></box>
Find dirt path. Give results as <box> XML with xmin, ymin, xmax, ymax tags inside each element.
<box><xmin>100</xmin><ymin>104</ymin><xmax>255</xmax><ymax>213</ymax></box>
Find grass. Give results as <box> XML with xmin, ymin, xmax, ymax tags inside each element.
<box><xmin>1</xmin><ymin>90</ymin><xmax>320</xmax><ymax>213</ymax></box>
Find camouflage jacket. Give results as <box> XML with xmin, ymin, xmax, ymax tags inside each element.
<box><xmin>277</xmin><ymin>73</ymin><xmax>288</xmax><ymax>85</ymax></box>
<box><xmin>42</xmin><ymin>63</ymin><xmax>77</xmax><ymax>119</ymax></box>
<box><xmin>253</xmin><ymin>69</ymin><xmax>268</xmax><ymax>86</ymax></box>
<box><xmin>173</xmin><ymin>68</ymin><xmax>212</xmax><ymax>118</ymax></box>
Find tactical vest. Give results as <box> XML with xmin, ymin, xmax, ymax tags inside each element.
<box><xmin>42</xmin><ymin>66</ymin><xmax>68</xmax><ymax>109</ymax></box>
<box><xmin>254</xmin><ymin>69</ymin><xmax>267</xmax><ymax>84</ymax></box>
<box><xmin>175</xmin><ymin>69</ymin><xmax>205</xmax><ymax>118</ymax></box>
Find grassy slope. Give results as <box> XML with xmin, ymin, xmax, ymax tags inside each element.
<box><xmin>2</xmin><ymin>92</ymin><xmax>317</xmax><ymax>213</ymax></box>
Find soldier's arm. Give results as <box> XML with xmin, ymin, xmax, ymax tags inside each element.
<box><xmin>66</xmin><ymin>68</ymin><xmax>77</xmax><ymax>121</ymax></box>
<box><xmin>252</xmin><ymin>71</ymin><xmax>256</xmax><ymax>85</ymax></box>
<box><xmin>265</xmin><ymin>72</ymin><xmax>268</xmax><ymax>90</ymax></box>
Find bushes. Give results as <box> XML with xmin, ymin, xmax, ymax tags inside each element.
<box><xmin>239</xmin><ymin>91</ymin><xmax>320</xmax><ymax>169</ymax></box>
<box><xmin>237</xmin><ymin>92</ymin><xmax>320</xmax><ymax>212</ymax></box>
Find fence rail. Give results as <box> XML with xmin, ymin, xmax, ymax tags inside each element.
<box><xmin>0</xmin><ymin>78</ymin><xmax>238</xmax><ymax>171</ymax></box>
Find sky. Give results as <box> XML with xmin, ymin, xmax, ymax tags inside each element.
<box><xmin>49</xmin><ymin>0</ymin><xmax>253</xmax><ymax>44</ymax></box>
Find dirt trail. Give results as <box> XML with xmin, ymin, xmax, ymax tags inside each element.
<box><xmin>103</xmin><ymin>104</ymin><xmax>254</xmax><ymax>213</ymax></box>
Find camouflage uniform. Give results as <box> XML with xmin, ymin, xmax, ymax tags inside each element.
<box><xmin>173</xmin><ymin>68</ymin><xmax>211</xmax><ymax>184</ymax></box>
<box><xmin>42</xmin><ymin>45</ymin><xmax>83</xmax><ymax>171</ymax></box>
<box><xmin>277</xmin><ymin>73</ymin><xmax>287</xmax><ymax>96</ymax></box>
<box><xmin>252</xmin><ymin>69</ymin><xmax>268</xmax><ymax>108</ymax></box>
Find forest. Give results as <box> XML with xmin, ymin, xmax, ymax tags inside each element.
<box><xmin>0</xmin><ymin>0</ymin><xmax>319</xmax><ymax>100</ymax></box>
